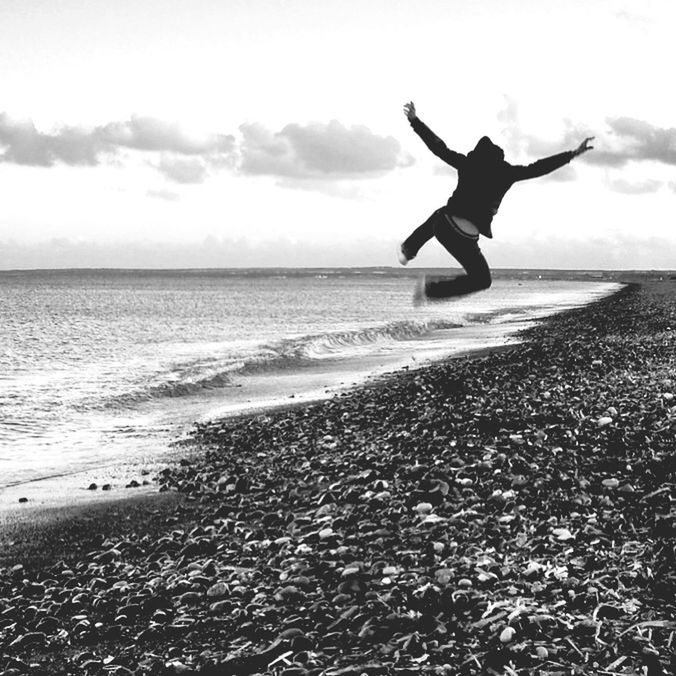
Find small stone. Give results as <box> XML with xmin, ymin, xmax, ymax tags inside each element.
<box><xmin>535</xmin><ymin>646</ymin><xmax>549</xmax><ymax>659</ymax></box>
<box><xmin>435</xmin><ymin>568</ymin><xmax>453</xmax><ymax>584</ymax></box>
<box><xmin>523</xmin><ymin>562</ymin><xmax>542</xmax><ymax>578</ymax></box>
<box><xmin>602</xmin><ymin>478</ymin><xmax>620</xmax><ymax>489</ymax></box>
<box><xmin>341</xmin><ymin>566</ymin><xmax>361</xmax><ymax>578</ymax></box>
<box><xmin>177</xmin><ymin>591</ymin><xmax>202</xmax><ymax>605</ymax></box>
<box><xmin>87</xmin><ymin>483</ymin><xmax>98</xmax><ymax>490</ymax></box>
<box><xmin>206</xmin><ymin>582</ymin><xmax>228</xmax><ymax>599</ymax></box>
<box><xmin>574</xmin><ymin>619</ymin><xmax>599</xmax><ymax>636</ymax></box>
<box><xmin>552</xmin><ymin>527</ymin><xmax>574</xmax><ymax>541</ymax></box>
<box><xmin>275</xmin><ymin>585</ymin><xmax>304</xmax><ymax>601</ymax></box>
<box><xmin>511</xmin><ymin>474</ymin><xmax>528</xmax><ymax>489</ymax></box>
<box><xmin>499</xmin><ymin>626</ymin><xmax>516</xmax><ymax>643</ymax></box>
<box><xmin>18</xmin><ymin>497</ymin><xmax>28</xmax><ymax>503</ymax></box>
<box><xmin>209</xmin><ymin>600</ymin><xmax>232</xmax><ymax>614</ymax></box>
<box><xmin>414</xmin><ymin>502</ymin><xmax>433</xmax><ymax>514</ymax></box>
<box><xmin>9</xmin><ymin>632</ymin><xmax>47</xmax><ymax>648</ymax></box>
<box><xmin>597</xmin><ymin>416</ymin><xmax>613</xmax><ymax>427</ymax></box>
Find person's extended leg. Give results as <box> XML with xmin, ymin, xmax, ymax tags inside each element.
<box><xmin>425</xmin><ymin>214</ymin><xmax>492</xmax><ymax>298</ymax></box>
<box><xmin>399</xmin><ymin>208</ymin><xmax>442</xmax><ymax>264</ymax></box>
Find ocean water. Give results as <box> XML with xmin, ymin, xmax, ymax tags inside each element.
<box><xmin>0</xmin><ymin>269</ymin><xmax>621</xmax><ymax>487</ymax></box>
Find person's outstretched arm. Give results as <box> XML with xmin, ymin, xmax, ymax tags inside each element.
<box><xmin>404</xmin><ymin>101</ymin><xmax>465</xmax><ymax>169</ymax></box>
<box><xmin>511</xmin><ymin>137</ymin><xmax>594</xmax><ymax>181</ymax></box>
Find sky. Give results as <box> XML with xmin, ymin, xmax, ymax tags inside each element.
<box><xmin>0</xmin><ymin>0</ymin><xmax>674</xmax><ymax>270</ymax></box>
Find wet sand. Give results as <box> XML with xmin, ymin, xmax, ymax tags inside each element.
<box><xmin>1</xmin><ymin>280</ymin><xmax>675</xmax><ymax>674</ymax></box>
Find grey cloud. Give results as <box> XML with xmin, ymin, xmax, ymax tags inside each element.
<box><xmin>615</xmin><ymin>9</ymin><xmax>652</xmax><ymax>25</ymax></box>
<box><xmin>101</xmin><ymin>117</ymin><xmax>235</xmax><ymax>155</ymax></box>
<box><xmin>608</xmin><ymin>178</ymin><xmax>663</xmax><ymax>194</ymax></box>
<box><xmin>0</xmin><ymin>114</ymin><xmax>102</xmax><ymax>166</ymax></box>
<box><xmin>0</xmin><ymin>113</ymin><xmax>236</xmax><ymax>172</ymax></box>
<box><xmin>497</xmin><ymin>99</ymin><xmax>676</xmax><ymax>174</ymax></box>
<box><xmin>147</xmin><ymin>188</ymin><xmax>180</xmax><ymax>201</ymax></box>
<box><xmin>156</xmin><ymin>155</ymin><xmax>208</xmax><ymax>184</ymax></box>
<box><xmin>239</xmin><ymin>120</ymin><xmax>412</xmax><ymax>179</ymax></box>
<box><xmin>0</xmin><ymin>112</ymin><xmax>411</xmax><ymax>188</ymax></box>
<box><xmin>497</xmin><ymin>99</ymin><xmax>584</xmax><ymax>179</ymax></box>
<box><xmin>555</xmin><ymin>117</ymin><xmax>676</xmax><ymax>169</ymax></box>
<box><xmin>602</xmin><ymin>117</ymin><xmax>676</xmax><ymax>166</ymax></box>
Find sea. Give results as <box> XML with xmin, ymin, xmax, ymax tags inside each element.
<box><xmin>0</xmin><ymin>269</ymin><xmax>621</xmax><ymax>489</ymax></box>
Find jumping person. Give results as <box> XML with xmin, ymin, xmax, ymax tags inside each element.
<box><xmin>400</xmin><ymin>101</ymin><xmax>594</xmax><ymax>300</ymax></box>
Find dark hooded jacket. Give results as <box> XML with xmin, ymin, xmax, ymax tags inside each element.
<box><xmin>410</xmin><ymin>117</ymin><xmax>575</xmax><ymax>238</ymax></box>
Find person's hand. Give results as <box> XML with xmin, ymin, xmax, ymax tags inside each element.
<box><xmin>574</xmin><ymin>136</ymin><xmax>594</xmax><ymax>157</ymax></box>
<box><xmin>403</xmin><ymin>101</ymin><xmax>417</xmax><ymax>121</ymax></box>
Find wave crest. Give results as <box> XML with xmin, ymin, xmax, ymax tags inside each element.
<box><xmin>95</xmin><ymin>318</ymin><xmax>463</xmax><ymax>408</ymax></box>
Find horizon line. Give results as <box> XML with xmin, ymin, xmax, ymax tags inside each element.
<box><xmin>1</xmin><ymin>266</ymin><xmax>674</xmax><ymax>274</ymax></box>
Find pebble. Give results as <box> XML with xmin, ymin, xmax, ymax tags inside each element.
<box><xmin>206</xmin><ymin>582</ymin><xmax>229</xmax><ymax>598</ymax></box>
<box><xmin>552</xmin><ymin>527</ymin><xmax>574</xmax><ymax>541</ymax></box>
<box><xmin>499</xmin><ymin>626</ymin><xmax>516</xmax><ymax>643</ymax></box>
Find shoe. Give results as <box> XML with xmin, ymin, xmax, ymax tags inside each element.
<box><xmin>398</xmin><ymin>243</ymin><xmax>414</xmax><ymax>266</ymax></box>
<box><xmin>413</xmin><ymin>274</ymin><xmax>427</xmax><ymax>306</ymax></box>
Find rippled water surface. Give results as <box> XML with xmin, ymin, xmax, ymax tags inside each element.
<box><xmin>0</xmin><ymin>269</ymin><xmax>620</xmax><ymax>485</ymax></box>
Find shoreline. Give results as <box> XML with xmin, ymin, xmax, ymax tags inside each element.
<box><xmin>0</xmin><ymin>334</ymin><xmax>525</xmax><ymax>544</ymax></box>
<box><xmin>2</xmin><ymin>279</ymin><xmax>676</xmax><ymax>674</ymax></box>
<box><xmin>0</xmin><ymin>281</ymin><xmax>621</xmax><ymax>514</ymax></box>
<box><xmin>0</xmin><ymin>283</ymin><xmax>624</xmax><ymax>558</ymax></box>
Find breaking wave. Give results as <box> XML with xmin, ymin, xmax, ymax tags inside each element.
<box><xmin>97</xmin><ymin>318</ymin><xmax>465</xmax><ymax>408</ymax></box>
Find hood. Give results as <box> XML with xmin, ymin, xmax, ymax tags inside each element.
<box><xmin>468</xmin><ymin>136</ymin><xmax>505</xmax><ymax>163</ymax></box>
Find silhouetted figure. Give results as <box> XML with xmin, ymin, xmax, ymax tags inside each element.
<box><xmin>400</xmin><ymin>102</ymin><xmax>594</xmax><ymax>300</ymax></box>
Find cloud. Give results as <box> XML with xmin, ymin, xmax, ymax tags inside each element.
<box><xmin>614</xmin><ymin>9</ymin><xmax>652</xmax><ymax>26</ymax></box>
<box><xmin>239</xmin><ymin>120</ymin><xmax>413</xmax><ymax>179</ymax></box>
<box><xmin>146</xmin><ymin>188</ymin><xmax>180</xmax><ymax>201</ymax></box>
<box><xmin>0</xmin><ymin>113</ymin><xmax>102</xmax><ymax>166</ymax></box>
<box><xmin>497</xmin><ymin>98</ymin><xmax>676</xmax><ymax>179</ymax></box>
<box><xmin>0</xmin><ymin>112</ymin><xmax>412</xmax><ymax>189</ymax></box>
<box><xmin>598</xmin><ymin>117</ymin><xmax>676</xmax><ymax>166</ymax></box>
<box><xmin>156</xmin><ymin>155</ymin><xmax>208</xmax><ymax>184</ymax></box>
<box><xmin>101</xmin><ymin>117</ymin><xmax>235</xmax><ymax>156</ymax></box>
<box><xmin>608</xmin><ymin>178</ymin><xmax>663</xmax><ymax>194</ymax></box>
<box><xmin>497</xmin><ymin>98</ymin><xmax>581</xmax><ymax>181</ymax></box>
<box><xmin>0</xmin><ymin>113</ymin><xmax>236</xmax><ymax>173</ymax></box>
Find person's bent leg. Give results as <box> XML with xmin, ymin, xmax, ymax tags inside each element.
<box><xmin>401</xmin><ymin>208</ymin><xmax>441</xmax><ymax>262</ymax></box>
<box><xmin>425</xmin><ymin>217</ymin><xmax>492</xmax><ymax>298</ymax></box>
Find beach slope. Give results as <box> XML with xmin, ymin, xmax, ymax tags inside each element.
<box><xmin>1</xmin><ymin>281</ymin><xmax>675</xmax><ymax>675</ymax></box>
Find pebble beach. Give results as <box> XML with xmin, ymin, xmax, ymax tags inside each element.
<box><xmin>1</xmin><ymin>280</ymin><xmax>675</xmax><ymax>675</ymax></box>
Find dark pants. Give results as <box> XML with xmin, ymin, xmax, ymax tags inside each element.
<box><xmin>403</xmin><ymin>208</ymin><xmax>492</xmax><ymax>298</ymax></box>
